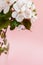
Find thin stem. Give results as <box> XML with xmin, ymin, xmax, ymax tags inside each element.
<box><xmin>0</xmin><ymin>28</ymin><xmax>9</xmax><ymax>55</ymax></box>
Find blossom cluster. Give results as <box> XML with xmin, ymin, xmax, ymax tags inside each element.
<box><xmin>0</xmin><ymin>0</ymin><xmax>37</xmax><ymax>30</ymax></box>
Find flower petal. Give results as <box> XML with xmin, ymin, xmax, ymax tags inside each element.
<box><xmin>12</xmin><ymin>11</ymin><xmax>18</xmax><ymax>18</ymax></box>
<box><xmin>16</xmin><ymin>13</ymin><xmax>24</xmax><ymax>22</ymax></box>
<box><xmin>3</xmin><ymin>4</ymin><xmax>10</xmax><ymax>14</ymax></box>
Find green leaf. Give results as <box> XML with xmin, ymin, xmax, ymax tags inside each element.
<box><xmin>10</xmin><ymin>19</ymin><xmax>21</xmax><ymax>30</ymax></box>
<box><xmin>0</xmin><ymin>10</ymin><xmax>11</xmax><ymax>19</ymax></box>
<box><xmin>0</xmin><ymin>10</ymin><xmax>11</xmax><ymax>30</ymax></box>
<box><xmin>10</xmin><ymin>24</ymin><xmax>15</xmax><ymax>30</ymax></box>
<box><xmin>0</xmin><ymin>19</ymin><xmax>10</xmax><ymax>30</ymax></box>
<box><xmin>22</xmin><ymin>19</ymin><xmax>31</xmax><ymax>30</ymax></box>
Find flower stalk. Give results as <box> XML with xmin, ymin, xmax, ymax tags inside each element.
<box><xmin>0</xmin><ymin>28</ymin><xmax>9</xmax><ymax>55</ymax></box>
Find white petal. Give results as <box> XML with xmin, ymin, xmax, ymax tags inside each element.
<box><xmin>21</xmin><ymin>4</ymin><xmax>26</xmax><ymax>12</ymax></box>
<box><xmin>17</xmin><ymin>25</ymin><xmax>25</xmax><ymax>30</ymax></box>
<box><xmin>31</xmin><ymin>15</ymin><xmax>37</xmax><ymax>22</ymax></box>
<box><xmin>13</xmin><ymin>3</ymin><xmax>20</xmax><ymax>12</ymax></box>
<box><xmin>23</xmin><ymin>9</ymin><xmax>31</xmax><ymax>19</ymax></box>
<box><xmin>12</xmin><ymin>11</ymin><xmax>18</xmax><ymax>18</ymax></box>
<box><xmin>16</xmin><ymin>13</ymin><xmax>24</xmax><ymax>22</ymax></box>
<box><xmin>3</xmin><ymin>5</ymin><xmax>10</xmax><ymax>14</ymax></box>
<box><xmin>17</xmin><ymin>0</ymin><xmax>24</xmax><ymax>8</ymax></box>
<box><xmin>27</xmin><ymin>0</ymin><xmax>32</xmax><ymax>8</ymax></box>
<box><xmin>22</xmin><ymin>0</ymin><xmax>28</xmax><ymax>4</ymax></box>
<box><xmin>32</xmin><ymin>3</ymin><xmax>35</xmax><ymax>10</ymax></box>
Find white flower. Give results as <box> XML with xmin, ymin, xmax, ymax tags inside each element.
<box><xmin>23</xmin><ymin>9</ymin><xmax>32</xmax><ymax>19</ymax></box>
<box><xmin>21</xmin><ymin>4</ymin><xmax>26</xmax><ymax>12</ymax></box>
<box><xmin>16</xmin><ymin>25</ymin><xmax>25</xmax><ymax>30</ymax></box>
<box><xmin>30</xmin><ymin>11</ymin><xmax>37</xmax><ymax>22</ymax></box>
<box><xmin>31</xmin><ymin>3</ymin><xmax>36</xmax><ymax>10</ymax></box>
<box><xmin>31</xmin><ymin>15</ymin><xmax>37</xmax><ymax>22</ymax></box>
<box><xmin>0</xmin><ymin>0</ymin><xmax>10</xmax><ymax>14</ymax></box>
<box><xmin>12</xmin><ymin>11</ymin><xmax>18</xmax><ymax>18</ymax></box>
<box><xmin>21</xmin><ymin>0</ymin><xmax>29</xmax><ymax>4</ymax></box>
<box><xmin>27</xmin><ymin>0</ymin><xmax>32</xmax><ymax>8</ymax></box>
<box><xmin>16</xmin><ymin>13</ymin><xmax>24</xmax><ymax>22</ymax></box>
<box><xmin>13</xmin><ymin>3</ymin><xmax>20</xmax><ymax>12</ymax></box>
<box><xmin>16</xmin><ymin>0</ymin><xmax>24</xmax><ymax>8</ymax></box>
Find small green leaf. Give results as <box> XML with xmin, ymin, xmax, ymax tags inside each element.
<box><xmin>10</xmin><ymin>25</ymin><xmax>15</xmax><ymax>30</ymax></box>
<box><xmin>22</xmin><ymin>19</ymin><xmax>31</xmax><ymax>30</ymax></box>
<box><xmin>10</xmin><ymin>19</ymin><xmax>21</xmax><ymax>30</ymax></box>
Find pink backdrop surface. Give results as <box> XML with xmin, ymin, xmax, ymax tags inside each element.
<box><xmin>0</xmin><ymin>0</ymin><xmax>43</xmax><ymax>65</ymax></box>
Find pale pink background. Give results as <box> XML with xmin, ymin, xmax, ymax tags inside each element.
<box><xmin>0</xmin><ymin>0</ymin><xmax>43</xmax><ymax>65</ymax></box>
